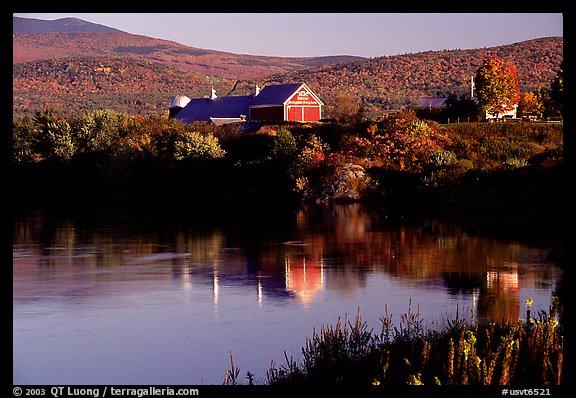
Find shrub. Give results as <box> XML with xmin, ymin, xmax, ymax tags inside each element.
<box><xmin>429</xmin><ymin>149</ymin><xmax>457</xmax><ymax>168</ymax></box>
<box><xmin>406</xmin><ymin>120</ymin><xmax>434</xmax><ymax>138</ymax></box>
<box><xmin>478</xmin><ymin>136</ymin><xmax>535</xmax><ymax>162</ymax></box>
<box><xmin>271</xmin><ymin>129</ymin><xmax>298</xmax><ymax>160</ymax></box>
<box><xmin>291</xmin><ymin>134</ymin><xmax>330</xmax><ymax>177</ymax></box>
<box><xmin>445</xmin><ymin>122</ymin><xmax>562</xmax><ymax>171</ymax></box>
<box><xmin>173</xmin><ymin>131</ymin><xmax>226</xmax><ymax>161</ymax></box>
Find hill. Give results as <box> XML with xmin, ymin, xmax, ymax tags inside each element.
<box><xmin>12</xmin><ymin>17</ymin><xmax>365</xmax><ymax>79</ymax></box>
<box><xmin>262</xmin><ymin>37</ymin><xmax>563</xmax><ymax>116</ymax></box>
<box><xmin>13</xmin><ymin>32</ymin><xmax>365</xmax><ymax>79</ymax></box>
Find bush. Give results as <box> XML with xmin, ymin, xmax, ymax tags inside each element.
<box><xmin>271</xmin><ymin>129</ymin><xmax>298</xmax><ymax>160</ymax></box>
<box><xmin>478</xmin><ymin>136</ymin><xmax>535</xmax><ymax>162</ymax></box>
<box><xmin>445</xmin><ymin>122</ymin><xmax>562</xmax><ymax>171</ymax></box>
<box><xmin>356</xmin><ymin>115</ymin><xmax>452</xmax><ymax>172</ymax></box>
<box><xmin>429</xmin><ymin>149</ymin><xmax>457</xmax><ymax>168</ymax></box>
<box><xmin>12</xmin><ymin>109</ymin><xmax>564</xmax><ymax>205</ymax></box>
<box><xmin>173</xmin><ymin>131</ymin><xmax>226</xmax><ymax>161</ymax></box>
<box><xmin>406</xmin><ymin>120</ymin><xmax>434</xmax><ymax>138</ymax></box>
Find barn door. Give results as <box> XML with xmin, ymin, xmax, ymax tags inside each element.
<box><xmin>288</xmin><ymin>106</ymin><xmax>303</xmax><ymax>122</ymax></box>
<box><xmin>303</xmin><ymin>107</ymin><xmax>320</xmax><ymax>122</ymax></box>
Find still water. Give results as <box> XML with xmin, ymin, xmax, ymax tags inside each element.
<box><xmin>13</xmin><ymin>204</ymin><xmax>562</xmax><ymax>384</ymax></box>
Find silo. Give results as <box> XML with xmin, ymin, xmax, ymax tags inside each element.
<box><xmin>168</xmin><ymin>95</ymin><xmax>191</xmax><ymax>118</ymax></box>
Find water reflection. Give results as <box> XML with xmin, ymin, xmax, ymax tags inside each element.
<box><xmin>13</xmin><ymin>204</ymin><xmax>561</xmax><ymax>324</ymax></box>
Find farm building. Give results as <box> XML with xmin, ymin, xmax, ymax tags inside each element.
<box><xmin>169</xmin><ymin>83</ymin><xmax>324</xmax><ymax>125</ymax></box>
<box><xmin>418</xmin><ymin>96</ymin><xmax>518</xmax><ymax>120</ymax></box>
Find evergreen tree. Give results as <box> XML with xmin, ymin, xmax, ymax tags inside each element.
<box><xmin>548</xmin><ymin>62</ymin><xmax>563</xmax><ymax>118</ymax></box>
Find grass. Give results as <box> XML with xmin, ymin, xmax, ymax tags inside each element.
<box><xmin>225</xmin><ymin>298</ymin><xmax>563</xmax><ymax>385</ymax></box>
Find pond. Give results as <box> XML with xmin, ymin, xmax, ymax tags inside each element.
<box><xmin>13</xmin><ymin>204</ymin><xmax>562</xmax><ymax>384</ymax></box>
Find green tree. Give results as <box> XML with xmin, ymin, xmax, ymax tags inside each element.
<box><xmin>13</xmin><ymin>116</ymin><xmax>37</xmax><ymax>162</ymax></box>
<box><xmin>33</xmin><ymin>109</ymin><xmax>76</xmax><ymax>161</ymax></box>
<box><xmin>443</xmin><ymin>93</ymin><xmax>481</xmax><ymax>121</ymax></box>
<box><xmin>475</xmin><ymin>56</ymin><xmax>520</xmax><ymax>119</ymax></box>
<box><xmin>75</xmin><ymin>109</ymin><xmax>126</xmax><ymax>153</ymax></box>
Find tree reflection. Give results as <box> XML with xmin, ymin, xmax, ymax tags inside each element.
<box><xmin>13</xmin><ymin>205</ymin><xmax>562</xmax><ymax>323</ymax></box>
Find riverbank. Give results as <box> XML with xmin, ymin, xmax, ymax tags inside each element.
<box><xmin>373</xmin><ymin>159</ymin><xmax>564</xmax><ymax>244</ymax></box>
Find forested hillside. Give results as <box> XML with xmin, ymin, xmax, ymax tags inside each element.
<box><xmin>13</xmin><ymin>37</ymin><xmax>562</xmax><ymax>118</ymax></box>
<box><xmin>13</xmin><ymin>57</ymin><xmax>242</xmax><ymax>116</ymax></box>
<box><xmin>264</xmin><ymin>37</ymin><xmax>563</xmax><ymax>117</ymax></box>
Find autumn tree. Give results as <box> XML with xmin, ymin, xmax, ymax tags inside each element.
<box><xmin>326</xmin><ymin>93</ymin><xmax>364</xmax><ymax>124</ymax></box>
<box><xmin>517</xmin><ymin>91</ymin><xmax>543</xmax><ymax>119</ymax></box>
<box><xmin>475</xmin><ymin>56</ymin><xmax>520</xmax><ymax>119</ymax></box>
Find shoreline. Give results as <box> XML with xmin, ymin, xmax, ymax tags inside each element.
<box><xmin>12</xmin><ymin>159</ymin><xmax>564</xmax><ymax>245</ymax></box>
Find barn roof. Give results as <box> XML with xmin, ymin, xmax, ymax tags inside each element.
<box><xmin>251</xmin><ymin>83</ymin><xmax>324</xmax><ymax>106</ymax></box>
<box><xmin>250</xmin><ymin>83</ymin><xmax>304</xmax><ymax>105</ymax></box>
<box><xmin>174</xmin><ymin>95</ymin><xmax>252</xmax><ymax>123</ymax></box>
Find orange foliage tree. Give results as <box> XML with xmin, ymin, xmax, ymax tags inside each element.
<box><xmin>474</xmin><ymin>56</ymin><xmax>520</xmax><ymax>119</ymax></box>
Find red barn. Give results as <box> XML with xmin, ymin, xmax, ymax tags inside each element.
<box><xmin>250</xmin><ymin>83</ymin><xmax>324</xmax><ymax>122</ymax></box>
<box><xmin>170</xmin><ymin>83</ymin><xmax>324</xmax><ymax>124</ymax></box>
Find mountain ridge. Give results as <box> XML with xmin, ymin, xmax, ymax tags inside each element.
<box><xmin>13</xmin><ymin>16</ymin><xmax>126</xmax><ymax>34</ymax></box>
<box><xmin>12</xmin><ymin>16</ymin><xmax>366</xmax><ymax>79</ymax></box>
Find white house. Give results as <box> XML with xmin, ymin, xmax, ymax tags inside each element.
<box><xmin>483</xmin><ymin>104</ymin><xmax>518</xmax><ymax>120</ymax></box>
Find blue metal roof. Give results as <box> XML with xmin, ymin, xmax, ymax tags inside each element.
<box><xmin>250</xmin><ymin>83</ymin><xmax>304</xmax><ymax>105</ymax></box>
<box><xmin>174</xmin><ymin>95</ymin><xmax>252</xmax><ymax>123</ymax></box>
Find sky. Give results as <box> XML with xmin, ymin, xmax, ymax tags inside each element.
<box><xmin>13</xmin><ymin>13</ymin><xmax>564</xmax><ymax>58</ymax></box>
